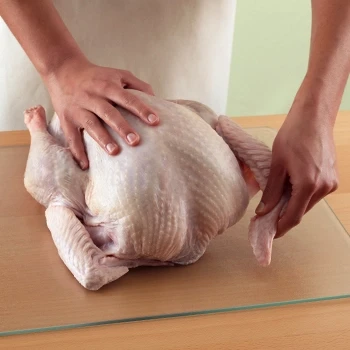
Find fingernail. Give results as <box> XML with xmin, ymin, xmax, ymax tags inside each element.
<box><xmin>126</xmin><ymin>133</ymin><xmax>138</xmax><ymax>144</ymax></box>
<box><xmin>256</xmin><ymin>202</ymin><xmax>265</xmax><ymax>214</ymax></box>
<box><xmin>106</xmin><ymin>143</ymin><xmax>118</xmax><ymax>154</ymax></box>
<box><xmin>80</xmin><ymin>161</ymin><xmax>86</xmax><ymax>169</ymax></box>
<box><xmin>147</xmin><ymin>114</ymin><xmax>158</xmax><ymax>123</ymax></box>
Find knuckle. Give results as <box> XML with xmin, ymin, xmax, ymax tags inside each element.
<box><xmin>97</xmin><ymin>137</ymin><xmax>109</xmax><ymax>147</ymax></box>
<box><xmin>114</xmin><ymin>71</ymin><xmax>123</xmax><ymax>80</ymax></box>
<box><xmin>66</xmin><ymin>135</ymin><xmax>75</xmax><ymax>147</ymax></box>
<box><xmin>321</xmin><ymin>180</ymin><xmax>333</xmax><ymax>193</ymax></box>
<box><xmin>68</xmin><ymin>140</ymin><xmax>82</xmax><ymax>157</ymax></box>
<box><xmin>84</xmin><ymin>117</ymin><xmax>97</xmax><ymax>130</ymax></box>
<box><xmin>100</xmin><ymin>107</ymin><xmax>131</xmax><ymax>136</ymax></box>
<box><xmin>115</xmin><ymin>120</ymin><xmax>130</xmax><ymax>135</ymax></box>
<box><xmin>97</xmin><ymin>80</ymin><xmax>112</xmax><ymax>91</ymax></box>
<box><xmin>101</xmin><ymin>106</ymin><xmax>116</xmax><ymax>122</ymax></box>
<box><xmin>81</xmin><ymin>78</ymin><xmax>95</xmax><ymax>91</ymax></box>
<box><xmin>333</xmin><ymin>174</ymin><xmax>339</xmax><ymax>189</ymax></box>
<box><xmin>91</xmin><ymin>129</ymin><xmax>110</xmax><ymax>146</ymax></box>
<box><xmin>119</xmin><ymin>69</ymin><xmax>131</xmax><ymax>79</ymax></box>
<box><xmin>319</xmin><ymin>176</ymin><xmax>339</xmax><ymax>193</ymax></box>
<box><xmin>330</xmin><ymin>178</ymin><xmax>339</xmax><ymax>192</ymax></box>
<box><xmin>137</xmin><ymin>106</ymin><xmax>150</xmax><ymax>118</ymax></box>
<box><xmin>332</xmin><ymin>180</ymin><xmax>339</xmax><ymax>191</ymax></box>
<box><xmin>289</xmin><ymin>216</ymin><xmax>302</xmax><ymax>228</ymax></box>
<box><xmin>78</xmin><ymin>90</ymin><xmax>91</xmax><ymax>101</ymax></box>
<box><xmin>301</xmin><ymin>178</ymin><xmax>316</xmax><ymax>193</ymax></box>
<box><xmin>123</xmin><ymin>95</ymin><xmax>138</xmax><ymax>108</ymax></box>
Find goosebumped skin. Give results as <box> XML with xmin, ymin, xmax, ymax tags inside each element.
<box><xmin>216</xmin><ymin>116</ymin><xmax>289</xmax><ymax>266</ymax></box>
<box><xmin>24</xmin><ymin>90</ymin><xmax>278</xmax><ymax>290</ymax></box>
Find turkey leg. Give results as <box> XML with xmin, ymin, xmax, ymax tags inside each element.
<box><xmin>24</xmin><ymin>106</ymin><xmax>129</xmax><ymax>290</ymax></box>
<box><xmin>46</xmin><ymin>205</ymin><xmax>129</xmax><ymax>290</ymax></box>
<box><xmin>23</xmin><ymin>106</ymin><xmax>84</xmax><ymax>209</ymax></box>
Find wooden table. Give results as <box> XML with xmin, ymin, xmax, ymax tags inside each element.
<box><xmin>1</xmin><ymin>112</ymin><xmax>350</xmax><ymax>350</ymax></box>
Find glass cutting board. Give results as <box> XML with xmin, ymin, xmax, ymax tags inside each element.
<box><xmin>1</xmin><ymin>127</ymin><xmax>350</xmax><ymax>336</ymax></box>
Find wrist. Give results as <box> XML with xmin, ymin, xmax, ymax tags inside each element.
<box><xmin>40</xmin><ymin>48</ymin><xmax>88</xmax><ymax>81</ymax></box>
<box><xmin>292</xmin><ymin>73</ymin><xmax>341</xmax><ymax>125</ymax></box>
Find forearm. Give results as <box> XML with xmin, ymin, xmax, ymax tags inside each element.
<box><xmin>297</xmin><ymin>0</ymin><xmax>350</xmax><ymax>124</ymax></box>
<box><xmin>0</xmin><ymin>0</ymin><xmax>86</xmax><ymax>78</ymax></box>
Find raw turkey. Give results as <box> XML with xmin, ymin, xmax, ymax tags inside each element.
<box><xmin>23</xmin><ymin>90</ymin><xmax>288</xmax><ymax>291</ymax></box>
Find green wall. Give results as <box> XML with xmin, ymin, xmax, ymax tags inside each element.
<box><xmin>227</xmin><ymin>0</ymin><xmax>350</xmax><ymax>116</ymax></box>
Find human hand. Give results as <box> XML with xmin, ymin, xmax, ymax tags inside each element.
<box><xmin>255</xmin><ymin>99</ymin><xmax>339</xmax><ymax>238</ymax></box>
<box><xmin>44</xmin><ymin>57</ymin><xmax>159</xmax><ymax>169</ymax></box>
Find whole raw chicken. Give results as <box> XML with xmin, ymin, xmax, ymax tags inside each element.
<box><xmin>24</xmin><ymin>90</ymin><xmax>287</xmax><ymax>290</ymax></box>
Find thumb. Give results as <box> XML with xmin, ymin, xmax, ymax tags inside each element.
<box><xmin>255</xmin><ymin>162</ymin><xmax>287</xmax><ymax>215</ymax></box>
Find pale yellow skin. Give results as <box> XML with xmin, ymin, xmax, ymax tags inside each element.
<box><xmin>24</xmin><ymin>90</ymin><xmax>278</xmax><ymax>291</ymax></box>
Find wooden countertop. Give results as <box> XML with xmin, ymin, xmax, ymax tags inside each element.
<box><xmin>1</xmin><ymin>112</ymin><xmax>350</xmax><ymax>349</ymax></box>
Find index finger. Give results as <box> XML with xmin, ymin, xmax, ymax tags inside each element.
<box><xmin>107</xmin><ymin>88</ymin><xmax>159</xmax><ymax>126</ymax></box>
<box><xmin>276</xmin><ymin>189</ymin><xmax>313</xmax><ymax>238</ymax></box>
<box><xmin>123</xmin><ymin>72</ymin><xmax>155</xmax><ymax>95</ymax></box>
<box><xmin>60</xmin><ymin>115</ymin><xmax>89</xmax><ymax>170</ymax></box>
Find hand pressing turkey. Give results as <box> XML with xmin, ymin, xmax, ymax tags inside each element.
<box><xmin>255</xmin><ymin>97</ymin><xmax>339</xmax><ymax>238</ymax></box>
<box><xmin>44</xmin><ymin>58</ymin><xmax>159</xmax><ymax>170</ymax></box>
